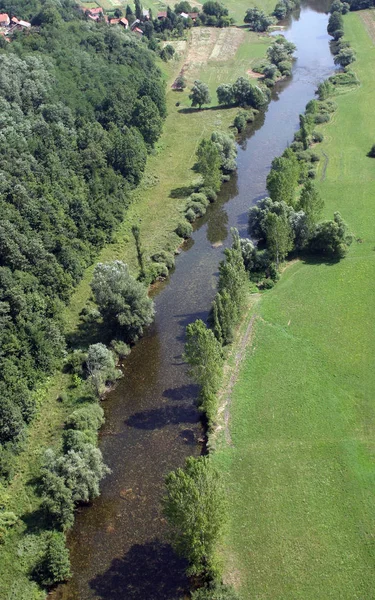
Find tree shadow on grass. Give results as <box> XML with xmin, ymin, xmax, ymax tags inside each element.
<box><xmin>178</xmin><ymin>104</ymin><xmax>236</xmax><ymax>115</ymax></box>
<box><xmin>299</xmin><ymin>253</ymin><xmax>342</xmax><ymax>267</ymax></box>
<box><xmin>170</xmin><ymin>184</ymin><xmax>197</xmax><ymax>199</ymax></box>
<box><xmin>90</xmin><ymin>539</ymin><xmax>189</xmax><ymax>600</ymax></box>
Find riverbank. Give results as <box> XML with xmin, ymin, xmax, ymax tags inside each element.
<box><xmin>213</xmin><ymin>11</ymin><xmax>375</xmax><ymax>599</ymax></box>
<box><xmin>0</xmin><ymin>26</ymin><xmax>272</xmax><ymax>600</ymax></box>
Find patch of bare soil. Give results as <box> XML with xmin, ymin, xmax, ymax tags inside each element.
<box><xmin>360</xmin><ymin>9</ymin><xmax>375</xmax><ymax>44</ymax></box>
<box><xmin>247</xmin><ymin>68</ymin><xmax>262</xmax><ymax>78</ymax></box>
<box><xmin>181</xmin><ymin>27</ymin><xmax>246</xmax><ymax>78</ymax></box>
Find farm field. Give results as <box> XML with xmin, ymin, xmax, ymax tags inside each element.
<box><xmin>0</xmin><ymin>26</ymin><xmax>271</xmax><ymax>598</ymax></box>
<box><xmin>213</xmin><ymin>11</ymin><xmax>375</xmax><ymax>600</ymax></box>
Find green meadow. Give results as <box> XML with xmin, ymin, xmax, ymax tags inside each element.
<box><xmin>213</xmin><ymin>11</ymin><xmax>375</xmax><ymax>599</ymax></box>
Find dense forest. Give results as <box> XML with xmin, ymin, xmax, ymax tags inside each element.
<box><xmin>0</xmin><ymin>0</ymin><xmax>166</xmax><ymax>470</ymax></box>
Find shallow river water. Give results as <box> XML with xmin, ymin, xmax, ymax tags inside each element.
<box><xmin>54</xmin><ymin>3</ymin><xmax>335</xmax><ymax>597</ymax></box>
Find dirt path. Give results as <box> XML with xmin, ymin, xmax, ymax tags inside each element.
<box><xmin>359</xmin><ymin>9</ymin><xmax>375</xmax><ymax>44</ymax></box>
<box><xmin>215</xmin><ymin>300</ymin><xmax>260</xmax><ymax>446</ymax></box>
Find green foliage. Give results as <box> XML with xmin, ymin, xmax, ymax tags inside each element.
<box><xmin>184</xmin><ymin>320</ymin><xmax>223</xmax><ymax>424</ymax></box>
<box><xmin>233</xmin><ymin>111</ymin><xmax>248</xmax><ymax>132</ymax></box>
<box><xmin>273</xmin><ymin>0</ymin><xmax>300</xmax><ymax>19</ymax></box>
<box><xmin>264</xmin><ymin>211</ymin><xmax>294</xmax><ymax>268</ymax></box>
<box><xmin>41</xmin><ymin>443</ymin><xmax>110</xmax><ymax>529</ymax></box>
<box><xmin>232</xmin><ymin>77</ymin><xmax>267</xmax><ymax>108</ymax></box>
<box><xmin>334</xmin><ymin>47</ymin><xmax>356</xmax><ymax>67</ymax></box>
<box><xmin>64</xmin><ymin>404</ymin><xmax>105</xmax><ymax>434</ymax></box>
<box><xmin>367</xmin><ymin>144</ymin><xmax>375</xmax><ymax>158</ymax></box>
<box><xmin>211</xmin><ymin>131</ymin><xmax>237</xmax><ymax>172</ymax></box>
<box><xmin>267</xmin><ymin>36</ymin><xmax>296</xmax><ymax>67</ymax></box>
<box><xmin>32</xmin><ymin>531</ymin><xmax>71</xmax><ymax>587</ymax></box>
<box><xmin>266</xmin><ymin>148</ymin><xmax>301</xmax><ymax>205</ymax></box>
<box><xmin>327</xmin><ymin>11</ymin><xmax>344</xmax><ymax>35</ymax></box>
<box><xmin>86</xmin><ymin>343</ymin><xmax>119</xmax><ymax>397</ymax></box>
<box><xmin>91</xmin><ymin>261</ymin><xmax>155</xmax><ymax>343</ymax></box>
<box><xmin>0</xmin><ymin>510</ymin><xmax>18</xmax><ymax>544</ymax></box>
<box><xmin>244</xmin><ymin>7</ymin><xmax>275</xmax><ymax>31</ymax></box>
<box><xmin>309</xmin><ymin>212</ymin><xmax>353</xmax><ymax>258</ymax></box>
<box><xmin>202</xmin><ymin>1</ymin><xmax>229</xmax><ymax>17</ymax></box>
<box><xmin>196</xmin><ymin>139</ymin><xmax>222</xmax><ymax>191</ymax></box>
<box><xmin>297</xmin><ymin>181</ymin><xmax>324</xmax><ymax>230</ymax></box>
<box><xmin>176</xmin><ymin>221</ymin><xmax>193</xmax><ymax>238</ymax></box>
<box><xmin>132</xmin><ymin>96</ymin><xmax>163</xmax><ymax>148</ymax></box>
<box><xmin>163</xmin><ymin>456</ymin><xmax>227</xmax><ymax>577</ymax></box>
<box><xmin>191</xmin><ymin>582</ymin><xmax>240</xmax><ymax>600</ymax></box>
<box><xmin>189</xmin><ymin>80</ymin><xmax>212</xmax><ymax>109</ymax></box>
<box><xmin>217</xmin><ymin>83</ymin><xmax>235</xmax><ymax>105</ymax></box>
<box><xmin>0</xmin><ymin>12</ymin><xmax>166</xmax><ymax>451</ymax></box>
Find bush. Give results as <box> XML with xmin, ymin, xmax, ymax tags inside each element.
<box><xmin>147</xmin><ymin>262</ymin><xmax>169</xmax><ymax>282</ymax></box>
<box><xmin>278</xmin><ymin>60</ymin><xmax>293</xmax><ymax>76</ymax></box>
<box><xmin>62</xmin><ymin>429</ymin><xmax>95</xmax><ymax>453</ymax></box>
<box><xmin>110</xmin><ymin>339</ymin><xmax>131</xmax><ymax>359</ymax></box>
<box><xmin>309</xmin><ymin>212</ymin><xmax>353</xmax><ymax>258</ymax></box>
<box><xmin>190</xmin><ymin>192</ymin><xmax>210</xmax><ymax>207</ymax></box>
<box><xmin>233</xmin><ymin>111</ymin><xmax>247</xmax><ymax>132</ymax></box>
<box><xmin>176</xmin><ymin>221</ymin><xmax>193</xmax><ymax>238</ymax></box>
<box><xmin>65</xmin><ymin>404</ymin><xmax>104</xmax><ymax>433</ymax></box>
<box><xmin>314</xmin><ymin>113</ymin><xmax>330</xmax><ymax>124</ymax></box>
<box><xmin>32</xmin><ymin>531</ymin><xmax>71</xmax><ymax>587</ymax></box>
<box><xmin>65</xmin><ymin>350</ymin><xmax>87</xmax><ymax>375</ymax></box>
<box><xmin>185</xmin><ymin>208</ymin><xmax>197</xmax><ymax>223</ymax></box>
<box><xmin>312</xmin><ymin>131</ymin><xmax>324</xmax><ymax>143</ymax></box>
<box><xmin>191</xmin><ymin>582</ymin><xmax>240</xmax><ymax>600</ymax></box>
<box><xmin>367</xmin><ymin>144</ymin><xmax>375</xmax><ymax>157</ymax></box>
<box><xmin>91</xmin><ymin>261</ymin><xmax>155</xmax><ymax>343</ymax></box>
<box><xmin>151</xmin><ymin>250</ymin><xmax>175</xmax><ymax>269</ymax></box>
<box><xmin>200</xmin><ymin>187</ymin><xmax>217</xmax><ymax>202</ymax></box>
<box><xmin>188</xmin><ymin>201</ymin><xmax>207</xmax><ymax>217</ymax></box>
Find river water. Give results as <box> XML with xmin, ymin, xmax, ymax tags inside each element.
<box><xmin>54</xmin><ymin>3</ymin><xmax>335</xmax><ymax>598</ymax></box>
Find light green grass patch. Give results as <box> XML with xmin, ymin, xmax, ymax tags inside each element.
<box><xmin>213</xmin><ymin>11</ymin><xmax>375</xmax><ymax>600</ymax></box>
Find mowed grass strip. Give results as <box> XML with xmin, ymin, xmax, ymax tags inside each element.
<box><xmin>213</xmin><ymin>12</ymin><xmax>375</xmax><ymax>600</ymax></box>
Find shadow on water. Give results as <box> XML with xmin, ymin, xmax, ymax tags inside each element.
<box><xmin>125</xmin><ymin>403</ymin><xmax>199</xmax><ymax>431</ymax></box>
<box><xmin>90</xmin><ymin>540</ymin><xmax>189</xmax><ymax>600</ymax></box>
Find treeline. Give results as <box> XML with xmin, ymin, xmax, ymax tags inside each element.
<box><xmin>244</xmin><ymin>0</ymin><xmax>299</xmax><ymax>32</ymax></box>
<box><xmin>0</xmin><ymin>4</ymin><xmax>165</xmax><ymax>475</ymax></box>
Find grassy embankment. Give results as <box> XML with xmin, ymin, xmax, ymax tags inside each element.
<box><xmin>0</xmin><ymin>27</ymin><xmax>271</xmax><ymax>599</ymax></box>
<box><xmin>213</xmin><ymin>11</ymin><xmax>375</xmax><ymax>600</ymax></box>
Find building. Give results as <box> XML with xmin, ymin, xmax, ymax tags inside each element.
<box><xmin>157</xmin><ymin>11</ymin><xmax>167</xmax><ymax>19</ymax></box>
<box><xmin>0</xmin><ymin>13</ymin><xmax>10</xmax><ymax>26</ymax></box>
<box><xmin>119</xmin><ymin>17</ymin><xmax>128</xmax><ymax>28</ymax></box>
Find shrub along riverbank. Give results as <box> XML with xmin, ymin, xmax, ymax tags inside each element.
<box><xmin>208</xmin><ymin>9</ymin><xmax>375</xmax><ymax>599</ymax></box>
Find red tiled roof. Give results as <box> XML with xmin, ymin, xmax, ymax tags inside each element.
<box><xmin>157</xmin><ymin>11</ymin><xmax>167</xmax><ymax>18</ymax></box>
<box><xmin>119</xmin><ymin>17</ymin><xmax>128</xmax><ymax>25</ymax></box>
<box><xmin>0</xmin><ymin>13</ymin><xmax>10</xmax><ymax>23</ymax></box>
<box><xmin>89</xmin><ymin>7</ymin><xmax>103</xmax><ymax>14</ymax></box>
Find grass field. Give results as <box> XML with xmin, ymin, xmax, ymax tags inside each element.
<box><xmin>213</xmin><ymin>11</ymin><xmax>375</xmax><ymax>599</ymax></box>
<box><xmin>0</xmin><ymin>27</ymin><xmax>271</xmax><ymax>599</ymax></box>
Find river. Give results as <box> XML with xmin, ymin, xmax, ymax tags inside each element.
<box><xmin>54</xmin><ymin>2</ymin><xmax>335</xmax><ymax>597</ymax></box>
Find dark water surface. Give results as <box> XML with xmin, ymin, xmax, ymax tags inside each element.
<box><xmin>54</xmin><ymin>4</ymin><xmax>334</xmax><ymax>598</ymax></box>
